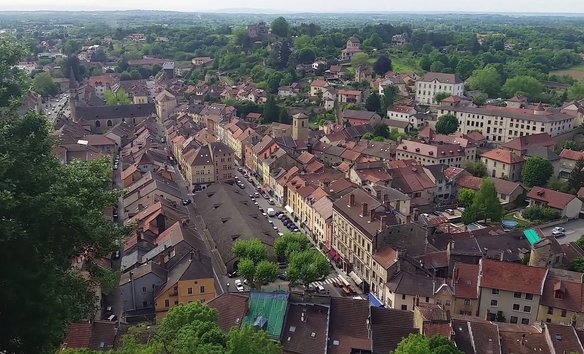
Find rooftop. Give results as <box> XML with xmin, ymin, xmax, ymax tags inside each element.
<box><xmin>479</xmin><ymin>258</ymin><xmax>547</xmax><ymax>295</ymax></box>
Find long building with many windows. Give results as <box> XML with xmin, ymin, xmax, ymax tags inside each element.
<box><xmin>439</xmin><ymin>104</ymin><xmax>574</xmax><ymax>143</ymax></box>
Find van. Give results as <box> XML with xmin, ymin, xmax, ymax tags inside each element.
<box><xmin>267</xmin><ymin>208</ymin><xmax>276</xmax><ymax>217</ymax></box>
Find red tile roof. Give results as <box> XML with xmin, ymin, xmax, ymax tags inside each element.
<box><xmin>481</xmin><ymin>148</ymin><xmax>524</xmax><ymax>164</ymax></box>
<box><xmin>479</xmin><ymin>259</ymin><xmax>547</xmax><ymax>295</ymax></box>
<box><xmin>560</xmin><ymin>149</ymin><xmax>584</xmax><ymax>161</ymax></box>
<box><xmin>372</xmin><ymin>247</ymin><xmax>398</xmax><ymax>269</ymax></box>
<box><xmin>311</xmin><ymin>79</ymin><xmax>328</xmax><ymax>88</ymax></box>
<box><xmin>527</xmin><ymin>186</ymin><xmax>578</xmax><ymax>210</ymax></box>
<box><xmin>452</xmin><ymin>262</ymin><xmax>479</xmax><ymax>299</ymax></box>
<box><xmin>502</xmin><ymin>133</ymin><xmax>554</xmax><ymax>152</ymax></box>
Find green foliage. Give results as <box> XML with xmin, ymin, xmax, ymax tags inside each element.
<box><xmin>232</xmin><ymin>238</ymin><xmax>278</xmax><ymax>288</ymax></box>
<box><xmin>464</xmin><ymin>160</ymin><xmax>487</xmax><ymax>177</ymax></box>
<box><xmin>547</xmin><ymin>176</ymin><xmax>573</xmax><ymax>193</ymax></box>
<box><xmin>462</xmin><ymin>179</ymin><xmax>504</xmax><ymax>224</ymax></box>
<box><xmin>232</xmin><ymin>238</ymin><xmax>268</xmax><ymax>264</ymax></box>
<box><xmin>365</xmin><ymin>92</ymin><xmax>381</xmax><ymax>112</ymax></box>
<box><xmin>522</xmin><ymin>157</ymin><xmax>554</xmax><ymax>187</ymax></box>
<box><xmin>373</xmin><ymin>55</ymin><xmax>392</xmax><ymax>75</ymax></box>
<box><xmin>571</xmin><ymin>257</ymin><xmax>584</xmax><ymax>273</ymax></box>
<box><xmin>0</xmin><ymin>39</ymin><xmax>28</xmax><ymax>107</ymax></box>
<box><xmin>468</xmin><ymin>66</ymin><xmax>502</xmax><ymax>98</ymax></box>
<box><xmin>104</xmin><ymin>88</ymin><xmax>132</xmax><ymax>105</ymax></box>
<box><xmin>271</xmin><ymin>17</ymin><xmax>290</xmax><ymax>37</ymax></box>
<box><xmin>296</xmin><ymin>47</ymin><xmax>316</xmax><ymax>64</ymax></box>
<box><xmin>568</xmin><ymin>158</ymin><xmax>584</xmax><ymax>192</ymax></box>
<box><xmin>274</xmin><ymin>232</ymin><xmax>311</xmax><ymax>260</ymax></box>
<box><xmin>363</xmin><ymin>33</ymin><xmax>383</xmax><ymax>50</ymax></box>
<box><xmin>434</xmin><ymin>92</ymin><xmax>451</xmax><ymax>104</ymax></box>
<box><xmin>254</xmin><ymin>260</ymin><xmax>280</xmax><ymax>285</ymax></box>
<box><xmin>568</xmin><ymin>81</ymin><xmax>584</xmax><ymax>101</ymax></box>
<box><xmin>502</xmin><ymin>76</ymin><xmax>543</xmax><ymax>100</ymax></box>
<box><xmin>430</xmin><ymin>61</ymin><xmax>445</xmax><ymax>72</ymax></box>
<box><xmin>263</xmin><ymin>95</ymin><xmax>280</xmax><ymax>123</ymax></box>
<box><xmin>351</xmin><ymin>52</ymin><xmax>369</xmax><ymax>68</ymax></box>
<box><xmin>455</xmin><ymin>58</ymin><xmax>476</xmax><ymax>80</ymax></box>
<box><xmin>576</xmin><ymin>235</ymin><xmax>584</xmax><ymax>250</ymax></box>
<box><xmin>472</xmin><ymin>94</ymin><xmax>487</xmax><ymax>106</ymax></box>
<box><xmin>286</xmin><ymin>249</ymin><xmax>330</xmax><ymax>287</ymax></box>
<box><xmin>381</xmin><ymin>85</ymin><xmax>399</xmax><ymax>113</ymax></box>
<box><xmin>33</xmin><ymin>72</ymin><xmax>59</xmax><ymax>97</ymax></box>
<box><xmin>458</xmin><ymin>188</ymin><xmax>477</xmax><ymax>207</ymax></box>
<box><xmin>394</xmin><ymin>333</ymin><xmax>463</xmax><ymax>354</ymax></box>
<box><xmin>226</xmin><ymin>325</ymin><xmax>282</xmax><ymax>354</ymax></box>
<box><xmin>522</xmin><ymin>206</ymin><xmax>561</xmax><ymax>222</ymax></box>
<box><xmin>435</xmin><ymin>114</ymin><xmax>459</xmax><ymax>134</ymax></box>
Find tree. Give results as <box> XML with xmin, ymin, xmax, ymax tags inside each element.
<box><xmin>0</xmin><ymin>40</ymin><xmax>27</xmax><ymax>107</ymax></box>
<box><xmin>522</xmin><ymin>157</ymin><xmax>554</xmax><ymax>187</ymax></box>
<box><xmin>266</xmin><ymin>72</ymin><xmax>283</xmax><ymax>94</ymax></box>
<box><xmin>568</xmin><ymin>81</ymin><xmax>584</xmax><ymax>101</ymax></box>
<box><xmin>255</xmin><ymin>260</ymin><xmax>279</xmax><ymax>285</ymax></box>
<box><xmin>365</xmin><ymin>92</ymin><xmax>381</xmax><ymax>112</ymax></box>
<box><xmin>263</xmin><ymin>95</ymin><xmax>279</xmax><ymax>123</ymax></box>
<box><xmin>129</xmin><ymin>69</ymin><xmax>142</xmax><ymax>80</ymax></box>
<box><xmin>271</xmin><ymin>17</ymin><xmax>290</xmax><ymax>37</ymax></box>
<box><xmin>435</xmin><ymin>114</ymin><xmax>459</xmax><ymax>134</ymax></box>
<box><xmin>351</xmin><ymin>53</ymin><xmax>369</xmax><ymax>69</ymax></box>
<box><xmin>226</xmin><ymin>325</ymin><xmax>282</xmax><ymax>354</ymax></box>
<box><xmin>363</xmin><ymin>33</ymin><xmax>383</xmax><ymax>50</ymax></box>
<box><xmin>462</xmin><ymin>179</ymin><xmax>504</xmax><ymax>224</ymax></box>
<box><xmin>430</xmin><ymin>61</ymin><xmax>445</xmax><ymax>72</ymax></box>
<box><xmin>455</xmin><ymin>58</ymin><xmax>476</xmax><ymax>80</ymax></box>
<box><xmin>232</xmin><ymin>238</ymin><xmax>268</xmax><ymax>264</ymax></box>
<box><xmin>468</xmin><ymin>66</ymin><xmax>502</xmax><ymax>98</ymax></box>
<box><xmin>120</xmin><ymin>71</ymin><xmax>132</xmax><ymax>81</ymax></box>
<box><xmin>274</xmin><ymin>232</ymin><xmax>311</xmax><ymax>260</ymax></box>
<box><xmin>33</xmin><ymin>72</ymin><xmax>59</xmax><ymax>97</ymax></box>
<box><xmin>231</xmin><ymin>239</ymin><xmax>278</xmax><ymax>288</ymax></box>
<box><xmin>373</xmin><ymin>55</ymin><xmax>392</xmax><ymax>76</ymax></box>
<box><xmin>286</xmin><ymin>249</ymin><xmax>330</xmax><ymax>288</ymax></box>
<box><xmin>568</xmin><ymin>158</ymin><xmax>584</xmax><ymax>192</ymax></box>
<box><xmin>576</xmin><ymin>235</ymin><xmax>584</xmax><ymax>250</ymax></box>
<box><xmin>380</xmin><ymin>85</ymin><xmax>399</xmax><ymax>113</ymax></box>
<box><xmin>570</xmin><ymin>257</ymin><xmax>584</xmax><ymax>273</ymax></box>
<box><xmin>104</xmin><ymin>88</ymin><xmax>131</xmax><ymax>105</ymax></box>
<box><xmin>522</xmin><ymin>206</ymin><xmax>560</xmax><ymax>222</ymax></box>
<box><xmin>458</xmin><ymin>188</ymin><xmax>477</xmax><ymax>207</ymax></box>
<box><xmin>464</xmin><ymin>160</ymin><xmax>487</xmax><ymax>177</ymax></box>
<box><xmin>473</xmin><ymin>94</ymin><xmax>487</xmax><ymax>106</ymax></box>
<box><xmin>502</xmin><ymin>76</ymin><xmax>543</xmax><ymax>100</ymax></box>
<box><xmin>296</xmin><ymin>48</ymin><xmax>316</xmax><ymax>64</ymax></box>
<box><xmin>547</xmin><ymin>176</ymin><xmax>572</xmax><ymax>193</ymax></box>
<box><xmin>373</xmin><ymin>123</ymin><xmax>390</xmax><ymax>139</ymax></box>
<box><xmin>394</xmin><ymin>333</ymin><xmax>463</xmax><ymax>354</ymax></box>
<box><xmin>434</xmin><ymin>92</ymin><xmax>451</xmax><ymax>104</ymax></box>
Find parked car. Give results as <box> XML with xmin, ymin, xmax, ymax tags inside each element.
<box><xmin>227</xmin><ymin>270</ymin><xmax>237</xmax><ymax>278</ymax></box>
<box><xmin>107</xmin><ymin>314</ymin><xmax>117</xmax><ymax>322</ymax></box>
<box><xmin>182</xmin><ymin>199</ymin><xmax>192</xmax><ymax>206</ymax></box>
<box><xmin>268</xmin><ymin>199</ymin><xmax>275</xmax><ymax>205</ymax></box>
<box><xmin>238</xmin><ymin>183</ymin><xmax>246</xmax><ymax>189</ymax></box>
<box><xmin>552</xmin><ymin>227</ymin><xmax>566</xmax><ymax>237</ymax></box>
<box><xmin>234</xmin><ymin>279</ymin><xmax>244</xmax><ymax>292</ymax></box>
<box><xmin>278</xmin><ymin>271</ymin><xmax>287</xmax><ymax>280</ymax></box>
<box><xmin>433</xmin><ymin>211</ymin><xmax>442</xmax><ymax>216</ymax></box>
<box><xmin>446</xmin><ymin>209</ymin><xmax>455</xmax><ymax>215</ymax></box>
<box><xmin>254</xmin><ymin>192</ymin><xmax>260</xmax><ymax>197</ymax></box>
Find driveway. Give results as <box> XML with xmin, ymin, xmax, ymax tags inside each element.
<box><xmin>541</xmin><ymin>219</ymin><xmax>584</xmax><ymax>244</ymax></box>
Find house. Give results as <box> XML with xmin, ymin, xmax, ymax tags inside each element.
<box><xmin>113</xmin><ymin>80</ymin><xmax>150</xmax><ymax>104</ymax></box>
<box><xmin>310</xmin><ymin>79</ymin><xmax>329</xmax><ymax>97</ymax></box>
<box><xmin>391</xmin><ymin>33</ymin><xmax>409</xmax><ymax>46</ymax></box>
<box><xmin>119</xmin><ymin>261</ymin><xmax>167</xmax><ymax>314</ymax></box>
<box><xmin>415</xmin><ymin>72</ymin><xmax>464</xmax><ymax>105</ymax></box>
<box><xmin>337</xmin><ymin>89</ymin><xmax>363</xmax><ymax>104</ymax></box>
<box><xmin>73</xmin><ymin>103</ymin><xmax>155</xmax><ymax>134</ymax></box>
<box><xmin>61</xmin><ymin>320</ymin><xmax>117</xmax><ymax>351</ymax></box>
<box><xmin>396</xmin><ymin>140</ymin><xmax>467</xmax><ymax>168</ymax></box>
<box><xmin>477</xmin><ymin>258</ymin><xmax>548</xmax><ymax>324</ymax></box>
<box><xmin>191</xmin><ymin>56</ymin><xmax>213</xmax><ymax>66</ymax></box>
<box><xmin>527</xmin><ymin>186</ymin><xmax>583</xmax><ymax>219</ymax></box>
<box><xmin>278</xmin><ymin>83</ymin><xmax>300</xmax><ymax>98</ymax></box>
<box><xmin>340</xmin><ymin>37</ymin><xmax>362</xmax><ymax>61</ymax></box>
<box><xmin>537</xmin><ymin>269</ymin><xmax>584</xmax><ymax>327</ymax></box>
<box><xmin>451</xmin><ymin>262</ymin><xmax>480</xmax><ymax>316</ymax></box>
<box><xmin>206</xmin><ymin>293</ymin><xmax>249</xmax><ymax>333</ymax></box>
<box><xmin>558</xmin><ymin>149</ymin><xmax>584</xmax><ymax>179</ymax></box>
<box><xmin>155</xmin><ymin>90</ymin><xmax>177</xmax><ymax>121</ymax></box>
<box><xmin>455</xmin><ymin>175</ymin><xmax>526</xmax><ymax>206</ymax></box>
<box><xmin>439</xmin><ymin>104</ymin><xmax>575</xmax><ymax>144</ymax></box>
<box><xmin>389</xmin><ymin>165</ymin><xmax>437</xmax><ymax>208</ymax></box>
<box><xmin>341</xmin><ymin>109</ymin><xmax>381</xmax><ymax>126</ymax></box>
<box><xmin>481</xmin><ymin>148</ymin><xmax>524</xmax><ymax>181</ymax></box>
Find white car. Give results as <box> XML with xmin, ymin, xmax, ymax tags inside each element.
<box><xmin>234</xmin><ymin>279</ymin><xmax>244</xmax><ymax>292</ymax></box>
<box><xmin>552</xmin><ymin>227</ymin><xmax>566</xmax><ymax>236</ymax></box>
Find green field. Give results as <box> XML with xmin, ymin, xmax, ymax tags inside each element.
<box><xmin>551</xmin><ymin>64</ymin><xmax>584</xmax><ymax>80</ymax></box>
<box><xmin>390</xmin><ymin>56</ymin><xmax>420</xmax><ymax>74</ymax></box>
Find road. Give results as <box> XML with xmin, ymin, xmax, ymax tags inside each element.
<box><xmin>541</xmin><ymin>219</ymin><xmax>584</xmax><ymax>244</ymax></box>
<box><xmin>44</xmin><ymin>94</ymin><xmax>69</xmax><ymax>124</ymax></box>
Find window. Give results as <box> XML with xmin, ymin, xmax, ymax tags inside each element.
<box><xmin>464</xmin><ymin>299</ymin><xmax>471</xmax><ymax>306</ymax></box>
<box><xmin>188</xmin><ymin>287</ymin><xmax>193</xmax><ymax>294</ymax></box>
<box><xmin>510</xmin><ymin>316</ymin><xmax>518</xmax><ymax>324</ymax></box>
<box><xmin>523</xmin><ymin>306</ymin><xmax>531</xmax><ymax>313</ymax></box>
<box><xmin>402</xmin><ymin>294</ymin><xmax>406</xmax><ymax>300</ymax></box>
<box><xmin>401</xmin><ymin>305</ymin><xmax>407</xmax><ymax>311</ymax></box>
<box><xmin>164</xmin><ymin>299</ymin><xmax>169</xmax><ymax>308</ymax></box>
<box><xmin>548</xmin><ymin>307</ymin><xmax>554</xmax><ymax>315</ymax></box>
<box><xmin>561</xmin><ymin>309</ymin><xmax>567</xmax><ymax>317</ymax></box>
<box><xmin>513</xmin><ymin>304</ymin><xmax>520</xmax><ymax>311</ymax></box>
<box><xmin>521</xmin><ymin>318</ymin><xmax>529</xmax><ymax>325</ymax></box>
<box><xmin>525</xmin><ymin>293</ymin><xmax>533</xmax><ymax>300</ymax></box>
<box><xmin>490</xmin><ymin>299</ymin><xmax>498</xmax><ymax>306</ymax></box>
<box><xmin>200</xmin><ymin>286</ymin><xmax>205</xmax><ymax>293</ymax></box>
<box><xmin>492</xmin><ymin>289</ymin><xmax>499</xmax><ymax>295</ymax></box>
<box><xmin>514</xmin><ymin>292</ymin><xmax>521</xmax><ymax>298</ymax></box>
<box><xmin>95</xmin><ymin>120</ymin><xmax>101</xmax><ymax>128</ymax></box>
<box><xmin>107</xmin><ymin>119</ymin><xmax>113</xmax><ymax>127</ymax></box>
<box><xmin>175</xmin><ymin>301</ymin><xmax>178</xmax><ymax>305</ymax></box>
<box><xmin>142</xmin><ymin>286</ymin><xmax>147</xmax><ymax>293</ymax></box>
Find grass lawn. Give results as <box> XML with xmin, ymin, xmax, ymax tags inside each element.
<box><xmin>503</xmin><ymin>212</ymin><xmax>531</xmax><ymax>228</ymax></box>
<box><xmin>551</xmin><ymin>64</ymin><xmax>584</xmax><ymax>80</ymax></box>
<box><xmin>391</xmin><ymin>56</ymin><xmax>420</xmax><ymax>74</ymax></box>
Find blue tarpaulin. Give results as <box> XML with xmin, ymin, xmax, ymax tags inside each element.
<box><xmin>369</xmin><ymin>292</ymin><xmax>383</xmax><ymax>307</ymax></box>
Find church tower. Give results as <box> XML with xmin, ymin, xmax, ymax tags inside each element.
<box><xmin>68</xmin><ymin>66</ymin><xmax>78</xmax><ymax>120</ymax></box>
<box><xmin>292</xmin><ymin>112</ymin><xmax>309</xmax><ymax>141</ymax></box>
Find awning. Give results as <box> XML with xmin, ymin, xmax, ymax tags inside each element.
<box><xmin>349</xmin><ymin>271</ymin><xmax>363</xmax><ymax>286</ymax></box>
<box><xmin>369</xmin><ymin>293</ymin><xmax>383</xmax><ymax>307</ymax></box>
<box><xmin>285</xmin><ymin>205</ymin><xmax>294</xmax><ymax>215</ymax></box>
<box><xmin>327</xmin><ymin>249</ymin><xmax>341</xmax><ymax>262</ymax></box>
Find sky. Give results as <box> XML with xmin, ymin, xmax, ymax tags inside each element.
<box><xmin>1</xmin><ymin>0</ymin><xmax>584</xmax><ymax>13</ymax></box>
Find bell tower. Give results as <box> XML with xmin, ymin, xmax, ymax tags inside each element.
<box><xmin>292</xmin><ymin>112</ymin><xmax>309</xmax><ymax>141</ymax></box>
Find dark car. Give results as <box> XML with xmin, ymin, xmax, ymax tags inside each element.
<box><xmin>278</xmin><ymin>271</ymin><xmax>287</xmax><ymax>280</ymax></box>
<box><xmin>182</xmin><ymin>199</ymin><xmax>192</xmax><ymax>206</ymax></box>
<box><xmin>227</xmin><ymin>270</ymin><xmax>237</xmax><ymax>278</ymax></box>
<box><xmin>433</xmin><ymin>211</ymin><xmax>442</xmax><ymax>216</ymax></box>
<box><xmin>112</xmin><ymin>250</ymin><xmax>121</xmax><ymax>259</ymax></box>
<box><xmin>238</xmin><ymin>183</ymin><xmax>246</xmax><ymax>189</ymax></box>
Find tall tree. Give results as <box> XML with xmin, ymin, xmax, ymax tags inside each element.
<box><xmin>435</xmin><ymin>114</ymin><xmax>459</xmax><ymax>134</ymax></box>
<box><xmin>502</xmin><ymin>76</ymin><xmax>543</xmax><ymax>100</ymax></box>
<box><xmin>464</xmin><ymin>160</ymin><xmax>487</xmax><ymax>177</ymax></box>
<box><xmin>263</xmin><ymin>95</ymin><xmax>279</xmax><ymax>123</ymax></box>
<box><xmin>458</xmin><ymin>188</ymin><xmax>477</xmax><ymax>207</ymax></box>
<box><xmin>231</xmin><ymin>238</ymin><xmax>278</xmax><ymax>289</ymax></box>
<box><xmin>33</xmin><ymin>72</ymin><xmax>59</xmax><ymax>97</ymax></box>
<box><xmin>568</xmin><ymin>81</ymin><xmax>584</xmax><ymax>101</ymax></box>
<box><xmin>522</xmin><ymin>157</ymin><xmax>554</xmax><ymax>187</ymax></box>
<box><xmin>462</xmin><ymin>179</ymin><xmax>504</xmax><ymax>224</ymax></box>
<box><xmin>373</xmin><ymin>55</ymin><xmax>392</xmax><ymax>76</ymax></box>
<box><xmin>568</xmin><ymin>158</ymin><xmax>584</xmax><ymax>191</ymax></box>
<box><xmin>380</xmin><ymin>85</ymin><xmax>399</xmax><ymax>113</ymax></box>
<box><xmin>0</xmin><ymin>38</ymin><xmax>126</xmax><ymax>353</ymax></box>
<box><xmin>226</xmin><ymin>325</ymin><xmax>282</xmax><ymax>354</ymax></box>
<box><xmin>274</xmin><ymin>232</ymin><xmax>311</xmax><ymax>260</ymax></box>
<box><xmin>286</xmin><ymin>249</ymin><xmax>330</xmax><ymax>288</ymax></box>
<box><xmin>467</xmin><ymin>66</ymin><xmax>501</xmax><ymax>98</ymax></box>
<box><xmin>365</xmin><ymin>92</ymin><xmax>381</xmax><ymax>112</ymax></box>
<box><xmin>271</xmin><ymin>17</ymin><xmax>290</xmax><ymax>37</ymax></box>
<box><xmin>394</xmin><ymin>333</ymin><xmax>463</xmax><ymax>354</ymax></box>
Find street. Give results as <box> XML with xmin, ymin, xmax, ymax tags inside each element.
<box><xmin>44</xmin><ymin>93</ymin><xmax>69</xmax><ymax>124</ymax></box>
<box><xmin>541</xmin><ymin>219</ymin><xmax>584</xmax><ymax>244</ymax></box>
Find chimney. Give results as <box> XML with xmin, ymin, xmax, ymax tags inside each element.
<box><xmin>349</xmin><ymin>193</ymin><xmax>355</xmax><ymax>207</ymax></box>
<box><xmin>137</xmin><ymin>226</ymin><xmax>144</xmax><ymax>241</ymax></box>
<box><xmin>361</xmin><ymin>203</ymin><xmax>368</xmax><ymax>217</ymax></box>
<box><xmin>415</xmin><ymin>296</ymin><xmax>420</xmax><ymax>307</ymax></box>
<box><xmin>379</xmin><ymin>215</ymin><xmax>387</xmax><ymax>232</ymax></box>
<box><xmin>455</xmin><ymin>267</ymin><xmax>460</xmax><ymax>283</ymax></box>
<box><xmin>370</xmin><ymin>208</ymin><xmax>375</xmax><ymax>222</ymax></box>
<box><xmin>159</xmin><ymin>254</ymin><xmax>165</xmax><ymax>267</ymax></box>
